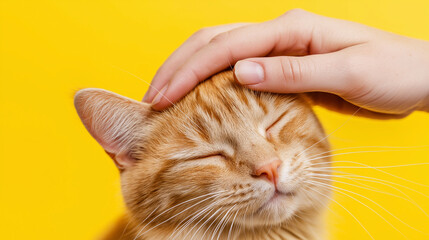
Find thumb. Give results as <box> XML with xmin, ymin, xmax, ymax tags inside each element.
<box><xmin>234</xmin><ymin>53</ymin><xmax>351</xmax><ymax>95</ymax></box>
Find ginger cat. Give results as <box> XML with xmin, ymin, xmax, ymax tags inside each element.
<box><xmin>74</xmin><ymin>71</ymin><xmax>331</xmax><ymax>240</ymax></box>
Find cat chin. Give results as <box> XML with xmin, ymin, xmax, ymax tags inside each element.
<box><xmin>236</xmin><ymin>193</ymin><xmax>299</xmax><ymax>227</ymax></box>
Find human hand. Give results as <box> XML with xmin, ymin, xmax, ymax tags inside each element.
<box><xmin>143</xmin><ymin>9</ymin><xmax>429</xmax><ymax>118</ymax></box>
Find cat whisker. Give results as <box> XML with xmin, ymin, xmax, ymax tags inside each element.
<box><xmin>228</xmin><ymin>204</ymin><xmax>241</xmax><ymax>240</ymax></box>
<box><xmin>309</xmin><ymin>175</ymin><xmax>417</xmax><ymax>204</ymax></box>
<box><xmin>214</xmin><ymin>204</ymin><xmax>237</xmax><ymax>240</ymax></box>
<box><xmin>306</xmin><ymin>149</ymin><xmax>428</xmax><ymax>163</ymax></box>
<box><xmin>309</xmin><ymin>161</ymin><xmax>429</xmax><ymax>188</ymax></box>
<box><xmin>308</xmin><ymin>183</ymin><xmax>374</xmax><ymax>240</ymax></box>
<box><xmin>123</xmin><ymin>205</ymin><xmax>160</xmax><ymax>240</ymax></box>
<box><xmin>310</xmin><ymin>168</ymin><xmax>429</xmax><ymax>199</ymax></box>
<box><xmin>141</xmin><ymin>193</ymin><xmax>224</xmax><ymax>238</ymax></box>
<box><xmin>211</xmin><ymin>203</ymin><xmax>235</xmax><ymax>240</ymax></box>
<box><xmin>171</xmin><ymin>195</ymin><xmax>236</xmax><ymax>240</ymax></box>
<box><xmin>307</xmin><ymin>180</ymin><xmax>428</xmax><ymax>236</ymax></box>
<box><xmin>324</xmin><ymin>170</ymin><xmax>429</xmax><ymax>218</ymax></box>
<box><xmin>189</xmin><ymin>207</ymin><xmax>224</xmax><ymax>240</ymax></box>
<box><xmin>110</xmin><ymin>65</ymin><xmax>166</xmax><ymax>102</ymax></box>
<box><xmin>178</xmin><ymin>203</ymin><xmax>223</xmax><ymax>240</ymax></box>
<box><xmin>300</xmin><ymin>187</ymin><xmax>337</xmax><ymax>217</ymax></box>
<box><xmin>222</xmin><ymin>197</ymin><xmax>248</xmax><ymax>240</ymax></box>
<box><xmin>181</xmin><ymin>194</ymin><xmax>242</xmax><ymax>240</ymax></box>
<box><xmin>305</xmin><ymin>145</ymin><xmax>429</xmax><ymax>161</ymax></box>
<box><xmin>309</xmin><ymin>173</ymin><xmax>429</xmax><ymax>218</ymax></box>
<box><xmin>312</xmin><ymin>162</ymin><xmax>429</xmax><ymax>169</ymax></box>
<box><xmin>138</xmin><ymin>191</ymin><xmax>224</xmax><ymax>229</ymax></box>
<box><xmin>168</xmin><ymin>202</ymin><xmax>215</xmax><ymax>239</ymax></box>
<box><xmin>210</xmin><ymin>209</ymin><xmax>227</xmax><ymax>240</ymax></box>
<box><xmin>246</xmin><ymin>204</ymin><xmax>253</xmax><ymax>239</ymax></box>
<box><xmin>308</xmin><ymin>180</ymin><xmax>409</xmax><ymax>239</ymax></box>
<box><xmin>311</xmin><ymin>172</ymin><xmax>392</xmax><ymax>192</ymax></box>
<box><xmin>296</xmin><ymin>108</ymin><xmax>361</xmax><ymax>158</ymax></box>
<box><xmin>217</xmin><ymin>199</ymin><xmax>244</xmax><ymax>240</ymax></box>
<box><xmin>134</xmin><ymin>190</ymin><xmax>226</xmax><ymax>239</ymax></box>
<box><xmin>201</xmin><ymin>207</ymin><xmax>231</xmax><ymax>239</ymax></box>
<box><xmin>169</xmin><ymin>199</ymin><xmax>222</xmax><ymax>240</ymax></box>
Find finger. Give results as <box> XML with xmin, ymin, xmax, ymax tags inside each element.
<box><xmin>234</xmin><ymin>52</ymin><xmax>351</xmax><ymax>95</ymax></box>
<box><xmin>143</xmin><ymin>23</ymin><xmax>250</xmax><ymax>102</ymax></box>
<box><xmin>149</xmin><ymin>19</ymin><xmax>294</xmax><ymax>110</ymax></box>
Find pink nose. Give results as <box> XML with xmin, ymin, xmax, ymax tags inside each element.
<box><xmin>253</xmin><ymin>159</ymin><xmax>282</xmax><ymax>186</ymax></box>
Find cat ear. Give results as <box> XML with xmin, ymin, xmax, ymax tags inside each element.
<box><xmin>74</xmin><ymin>88</ymin><xmax>151</xmax><ymax>169</ymax></box>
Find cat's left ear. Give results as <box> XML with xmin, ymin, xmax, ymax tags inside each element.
<box><xmin>74</xmin><ymin>88</ymin><xmax>151</xmax><ymax>169</ymax></box>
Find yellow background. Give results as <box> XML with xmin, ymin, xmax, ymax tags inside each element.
<box><xmin>1</xmin><ymin>0</ymin><xmax>429</xmax><ymax>239</ymax></box>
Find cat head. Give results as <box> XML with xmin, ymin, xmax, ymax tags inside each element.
<box><xmin>74</xmin><ymin>71</ymin><xmax>331</xmax><ymax>229</ymax></box>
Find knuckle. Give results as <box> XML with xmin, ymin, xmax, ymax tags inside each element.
<box><xmin>191</xmin><ymin>27</ymin><xmax>213</xmax><ymax>40</ymax></box>
<box><xmin>280</xmin><ymin>8</ymin><xmax>309</xmax><ymax>19</ymax></box>
<box><xmin>187</xmin><ymin>67</ymin><xmax>203</xmax><ymax>84</ymax></box>
<box><xmin>208</xmin><ymin>31</ymin><xmax>230</xmax><ymax>45</ymax></box>
<box><xmin>280</xmin><ymin>57</ymin><xmax>304</xmax><ymax>84</ymax></box>
<box><xmin>277</xmin><ymin>9</ymin><xmax>315</xmax><ymax>30</ymax></box>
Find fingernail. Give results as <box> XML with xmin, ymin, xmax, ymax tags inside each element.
<box><xmin>151</xmin><ymin>84</ymin><xmax>169</xmax><ymax>106</ymax></box>
<box><xmin>235</xmin><ymin>61</ymin><xmax>265</xmax><ymax>85</ymax></box>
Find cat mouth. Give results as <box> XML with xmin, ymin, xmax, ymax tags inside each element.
<box><xmin>269</xmin><ymin>190</ymin><xmax>296</xmax><ymax>202</ymax></box>
<box><xmin>254</xmin><ymin>190</ymin><xmax>296</xmax><ymax>214</ymax></box>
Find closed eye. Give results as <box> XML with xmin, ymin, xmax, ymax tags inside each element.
<box><xmin>266</xmin><ymin>111</ymin><xmax>289</xmax><ymax>140</ymax></box>
<box><xmin>183</xmin><ymin>153</ymin><xmax>226</xmax><ymax>162</ymax></box>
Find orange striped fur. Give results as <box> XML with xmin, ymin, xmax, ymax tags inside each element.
<box><xmin>75</xmin><ymin>70</ymin><xmax>331</xmax><ymax>240</ymax></box>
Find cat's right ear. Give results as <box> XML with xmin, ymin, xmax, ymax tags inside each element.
<box><xmin>74</xmin><ymin>88</ymin><xmax>151</xmax><ymax>169</ymax></box>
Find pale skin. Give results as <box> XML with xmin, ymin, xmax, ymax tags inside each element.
<box><xmin>143</xmin><ymin>9</ymin><xmax>429</xmax><ymax>118</ymax></box>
